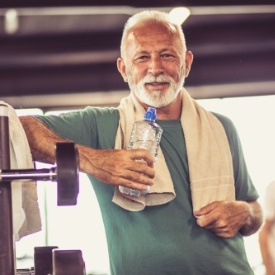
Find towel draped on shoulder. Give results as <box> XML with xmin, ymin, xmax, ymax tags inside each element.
<box><xmin>112</xmin><ymin>89</ymin><xmax>235</xmax><ymax>212</ymax></box>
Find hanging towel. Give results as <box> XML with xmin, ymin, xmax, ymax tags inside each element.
<box><xmin>0</xmin><ymin>101</ymin><xmax>41</xmax><ymax>241</ymax></box>
<box><xmin>112</xmin><ymin>89</ymin><xmax>235</xmax><ymax>212</ymax></box>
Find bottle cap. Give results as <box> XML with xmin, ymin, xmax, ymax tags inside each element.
<box><xmin>144</xmin><ymin>107</ymin><xmax>157</xmax><ymax>122</ymax></box>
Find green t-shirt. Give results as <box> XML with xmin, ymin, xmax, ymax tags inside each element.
<box><xmin>37</xmin><ymin>106</ymin><xmax>258</xmax><ymax>275</ymax></box>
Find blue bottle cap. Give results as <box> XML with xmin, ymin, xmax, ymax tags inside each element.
<box><xmin>144</xmin><ymin>107</ymin><xmax>157</xmax><ymax>122</ymax></box>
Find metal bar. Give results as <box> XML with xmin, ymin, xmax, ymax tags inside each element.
<box><xmin>0</xmin><ymin>168</ymin><xmax>56</xmax><ymax>181</ymax></box>
<box><xmin>0</xmin><ymin>104</ymin><xmax>16</xmax><ymax>275</ymax></box>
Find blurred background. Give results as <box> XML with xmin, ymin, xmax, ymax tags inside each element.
<box><xmin>0</xmin><ymin>0</ymin><xmax>275</xmax><ymax>274</ymax></box>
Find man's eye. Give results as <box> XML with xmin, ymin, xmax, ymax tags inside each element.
<box><xmin>162</xmin><ymin>54</ymin><xmax>174</xmax><ymax>59</ymax></box>
<box><xmin>135</xmin><ymin>56</ymin><xmax>150</xmax><ymax>62</ymax></box>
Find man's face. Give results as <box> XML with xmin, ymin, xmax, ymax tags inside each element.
<box><xmin>121</xmin><ymin>22</ymin><xmax>190</xmax><ymax>108</ymax></box>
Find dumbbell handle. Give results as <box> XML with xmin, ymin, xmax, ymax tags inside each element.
<box><xmin>0</xmin><ymin>168</ymin><xmax>57</xmax><ymax>182</ymax></box>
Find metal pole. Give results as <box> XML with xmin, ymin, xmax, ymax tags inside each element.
<box><xmin>0</xmin><ymin>104</ymin><xmax>16</xmax><ymax>275</ymax></box>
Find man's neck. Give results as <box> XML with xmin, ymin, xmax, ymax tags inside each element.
<box><xmin>136</xmin><ymin>91</ymin><xmax>183</xmax><ymax>120</ymax></box>
<box><xmin>156</xmin><ymin>92</ymin><xmax>183</xmax><ymax>120</ymax></box>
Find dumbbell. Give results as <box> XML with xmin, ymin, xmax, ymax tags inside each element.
<box><xmin>0</xmin><ymin>142</ymin><xmax>79</xmax><ymax>206</ymax></box>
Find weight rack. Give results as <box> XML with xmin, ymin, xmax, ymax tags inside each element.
<box><xmin>0</xmin><ymin>104</ymin><xmax>84</xmax><ymax>274</ymax></box>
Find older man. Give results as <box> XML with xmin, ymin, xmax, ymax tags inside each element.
<box><xmin>20</xmin><ymin>10</ymin><xmax>262</xmax><ymax>275</ymax></box>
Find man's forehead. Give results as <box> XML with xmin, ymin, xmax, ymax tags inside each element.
<box><xmin>125</xmin><ymin>25</ymin><xmax>181</xmax><ymax>53</ymax></box>
<box><xmin>126</xmin><ymin>24</ymin><xmax>178</xmax><ymax>47</ymax></box>
<box><xmin>130</xmin><ymin>21</ymin><xmax>177</xmax><ymax>37</ymax></box>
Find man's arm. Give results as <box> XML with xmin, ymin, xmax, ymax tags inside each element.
<box><xmin>19</xmin><ymin>116</ymin><xmax>155</xmax><ymax>191</ymax></box>
<box><xmin>259</xmin><ymin>219</ymin><xmax>275</xmax><ymax>275</ymax></box>
<box><xmin>194</xmin><ymin>200</ymin><xmax>263</xmax><ymax>238</ymax></box>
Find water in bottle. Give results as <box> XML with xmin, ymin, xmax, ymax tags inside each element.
<box><xmin>119</xmin><ymin>107</ymin><xmax>163</xmax><ymax>197</ymax></box>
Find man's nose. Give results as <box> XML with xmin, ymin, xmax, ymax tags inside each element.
<box><xmin>148</xmin><ymin>57</ymin><xmax>164</xmax><ymax>76</ymax></box>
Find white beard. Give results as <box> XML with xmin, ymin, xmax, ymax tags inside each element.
<box><xmin>127</xmin><ymin>72</ymin><xmax>185</xmax><ymax>108</ymax></box>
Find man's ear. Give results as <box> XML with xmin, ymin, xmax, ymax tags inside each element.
<box><xmin>184</xmin><ymin>51</ymin><xmax>193</xmax><ymax>78</ymax></box>
<box><xmin>117</xmin><ymin>57</ymin><xmax>128</xmax><ymax>82</ymax></box>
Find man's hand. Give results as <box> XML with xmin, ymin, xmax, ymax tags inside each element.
<box><xmin>78</xmin><ymin>145</ymin><xmax>155</xmax><ymax>191</ymax></box>
<box><xmin>194</xmin><ymin>200</ymin><xmax>262</xmax><ymax>238</ymax></box>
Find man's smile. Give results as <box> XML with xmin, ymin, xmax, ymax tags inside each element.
<box><xmin>145</xmin><ymin>82</ymin><xmax>169</xmax><ymax>90</ymax></box>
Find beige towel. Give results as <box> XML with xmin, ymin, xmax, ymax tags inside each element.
<box><xmin>112</xmin><ymin>89</ymin><xmax>235</xmax><ymax>212</ymax></box>
<box><xmin>0</xmin><ymin>101</ymin><xmax>42</xmax><ymax>241</ymax></box>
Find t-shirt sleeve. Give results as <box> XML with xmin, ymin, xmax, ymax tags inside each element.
<box><xmin>213</xmin><ymin>112</ymin><xmax>259</xmax><ymax>202</ymax></box>
<box><xmin>35</xmin><ymin>106</ymin><xmax>119</xmax><ymax>149</ymax></box>
<box><xmin>264</xmin><ymin>181</ymin><xmax>275</xmax><ymax>219</ymax></box>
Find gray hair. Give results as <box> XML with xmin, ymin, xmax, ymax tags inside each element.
<box><xmin>120</xmin><ymin>10</ymin><xmax>187</xmax><ymax>58</ymax></box>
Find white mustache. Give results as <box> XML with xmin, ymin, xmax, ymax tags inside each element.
<box><xmin>141</xmin><ymin>74</ymin><xmax>173</xmax><ymax>84</ymax></box>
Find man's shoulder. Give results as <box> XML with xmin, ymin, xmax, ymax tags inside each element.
<box><xmin>83</xmin><ymin>106</ymin><xmax>120</xmax><ymax>131</ymax></box>
<box><xmin>82</xmin><ymin>106</ymin><xmax>118</xmax><ymax>122</ymax></box>
<box><xmin>211</xmin><ymin>111</ymin><xmax>235</xmax><ymax>131</ymax></box>
<box><xmin>210</xmin><ymin>112</ymin><xmax>239</xmax><ymax>149</ymax></box>
<box><xmin>84</xmin><ymin>106</ymin><xmax>119</xmax><ymax>117</ymax></box>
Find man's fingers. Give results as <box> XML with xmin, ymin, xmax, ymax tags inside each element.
<box><xmin>115</xmin><ymin>176</ymin><xmax>153</xmax><ymax>191</ymax></box>
<box><xmin>128</xmin><ymin>161</ymin><xmax>155</xmax><ymax>179</ymax></box>
<box><xmin>194</xmin><ymin>201</ymin><xmax>219</xmax><ymax>217</ymax></box>
<box><xmin>196</xmin><ymin>215</ymin><xmax>217</xmax><ymax>227</ymax></box>
<box><xmin>130</xmin><ymin>149</ymin><xmax>154</xmax><ymax>167</ymax></box>
<box><xmin>83</xmin><ymin>147</ymin><xmax>156</xmax><ymax>188</ymax></box>
<box><xmin>106</xmin><ymin>156</ymin><xmax>155</xmax><ymax>180</ymax></box>
<box><xmin>96</xmin><ymin>159</ymin><xmax>155</xmax><ymax>189</ymax></box>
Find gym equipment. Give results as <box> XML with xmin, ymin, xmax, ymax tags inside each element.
<box><xmin>53</xmin><ymin>249</ymin><xmax>86</xmax><ymax>275</ymax></box>
<box><xmin>34</xmin><ymin>246</ymin><xmax>58</xmax><ymax>275</ymax></box>
<box><xmin>0</xmin><ymin>104</ymin><xmax>80</xmax><ymax>275</ymax></box>
<box><xmin>0</xmin><ymin>104</ymin><xmax>14</xmax><ymax>275</ymax></box>
<box><xmin>0</xmin><ymin>142</ymin><xmax>79</xmax><ymax>206</ymax></box>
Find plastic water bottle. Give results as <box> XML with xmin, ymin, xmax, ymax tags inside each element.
<box><xmin>119</xmin><ymin>107</ymin><xmax>163</xmax><ymax>197</ymax></box>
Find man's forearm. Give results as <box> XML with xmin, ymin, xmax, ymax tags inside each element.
<box><xmin>240</xmin><ymin>201</ymin><xmax>263</xmax><ymax>236</ymax></box>
<box><xmin>19</xmin><ymin>116</ymin><xmax>68</xmax><ymax>164</ymax></box>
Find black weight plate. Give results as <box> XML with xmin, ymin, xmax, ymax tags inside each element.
<box><xmin>55</xmin><ymin>142</ymin><xmax>79</xmax><ymax>206</ymax></box>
